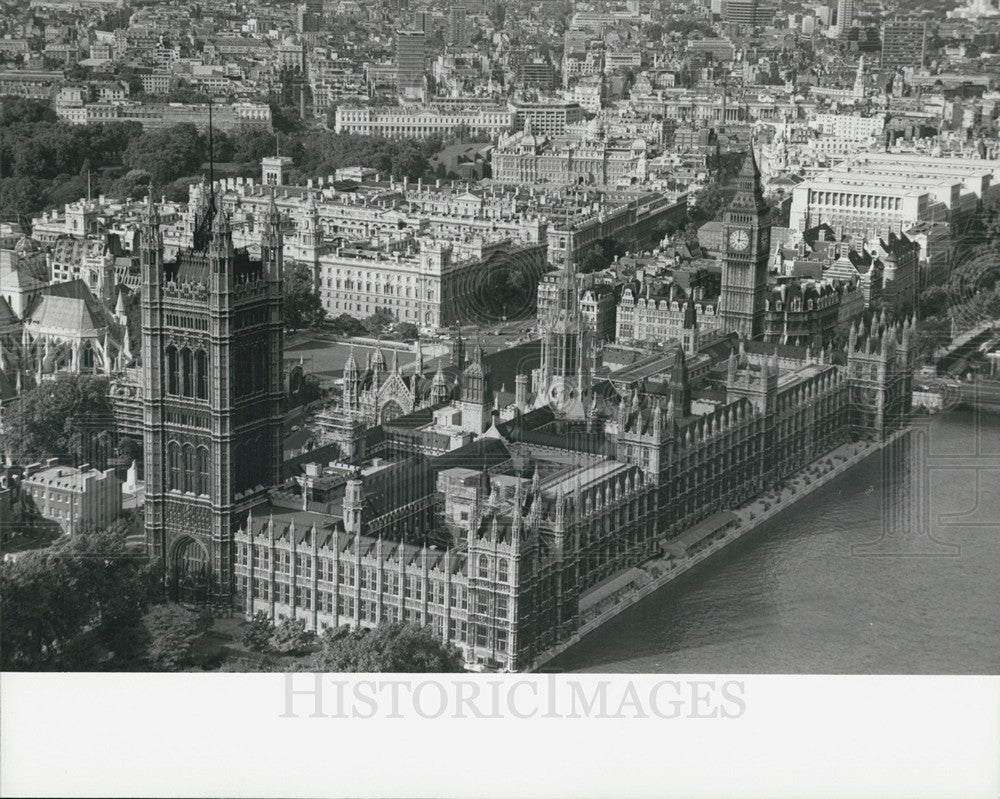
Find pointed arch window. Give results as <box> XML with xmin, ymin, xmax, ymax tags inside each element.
<box><xmin>168</xmin><ymin>442</ymin><xmax>181</xmax><ymax>491</ymax></box>
<box><xmin>182</xmin><ymin>444</ymin><xmax>195</xmax><ymax>493</ymax></box>
<box><xmin>478</xmin><ymin>554</ymin><xmax>489</xmax><ymax>579</ymax></box>
<box><xmin>180</xmin><ymin>347</ymin><xmax>193</xmax><ymax>397</ymax></box>
<box><xmin>196</xmin><ymin>446</ymin><xmax>210</xmax><ymax>496</ymax></box>
<box><xmin>498</xmin><ymin>559</ymin><xmax>508</xmax><ymax>583</ymax></box>
<box><xmin>166</xmin><ymin>346</ymin><xmax>179</xmax><ymax>395</ymax></box>
<box><xmin>195</xmin><ymin>350</ymin><xmax>208</xmax><ymax>400</ymax></box>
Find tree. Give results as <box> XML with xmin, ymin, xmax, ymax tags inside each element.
<box><xmin>311</xmin><ymin>622</ymin><xmax>465</xmax><ymax>672</ymax></box>
<box><xmin>0</xmin><ymin>520</ymin><xmax>161</xmax><ymax>670</ymax></box>
<box><xmin>691</xmin><ymin>182</ymin><xmax>726</xmax><ymax>222</ymax></box>
<box><xmin>142</xmin><ymin>604</ymin><xmax>201</xmax><ymax>671</ymax></box>
<box><xmin>579</xmin><ymin>236</ymin><xmax>626</xmax><ymax>274</ymax></box>
<box><xmin>362</xmin><ymin>307</ymin><xmax>395</xmax><ymax>335</ymax></box>
<box><xmin>328</xmin><ymin>313</ymin><xmax>366</xmax><ymax>337</ymax></box>
<box><xmin>269</xmin><ymin>617</ymin><xmax>315</xmax><ymax>656</ymax></box>
<box><xmin>393</xmin><ymin>322</ymin><xmax>419</xmax><ymax>341</ymax></box>
<box><xmin>1</xmin><ymin>373</ymin><xmax>114</xmax><ymax>464</ymax></box>
<box><xmin>124</xmin><ymin>123</ymin><xmax>203</xmax><ymax>185</ymax></box>
<box><xmin>242</xmin><ymin>611</ymin><xmax>274</xmax><ymax>652</ymax></box>
<box><xmin>283</xmin><ymin>262</ymin><xmax>325</xmax><ymax>331</ymax></box>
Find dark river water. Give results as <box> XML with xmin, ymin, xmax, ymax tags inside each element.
<box><xmin>552</xmin><ymin>409</ymin><xmax>1000</xmax><ymax>674</ymax></box>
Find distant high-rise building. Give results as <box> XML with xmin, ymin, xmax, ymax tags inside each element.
<box><xmin>834</xmin><ymin>0</ymin><xmax>854</xmax><ymax>37</ymax></box>
<box><xmin>396</xmin><ymin>29</ymin><xmax>426</xmax><ymax>89</ymax></box>
<box><xmin>882</xmin><ymin>20</ymin><xmax>927</xmax><ymax>68</ymax></box>
<box><xmin>517</xmin><ymin>58</ymin><xmax>556</xmax><ymax>90</ymax></box>
<box><xmin>722</xmin><ymin>0</ymin><xmax>765</xmax><ymax>26</ymax></box>
<box><xmin>412</xmin><ymin>11</ymin><xmax>432</xmax><ymax>33</ymax></box>
<box><xmin>448</xmin><ymin>5</ymin><xmax>468</xmax><ymax>46</ymax></box>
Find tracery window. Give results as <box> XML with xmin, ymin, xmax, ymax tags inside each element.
<box><xmin>195</xmin><ymin>350</ymin><xmax>208</xmax><ymax>400</ymax></box>
<box><xmin>168</xmin><ymin>442</ymin><xmax>181</xmax><ymax>491</ymax></box>
<box><xmin>166</xmin><ymin>346</ymin><xmax>179</xmax><ymax>395</ymax></box>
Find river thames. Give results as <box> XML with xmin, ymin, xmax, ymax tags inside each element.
<box><xmin>552</xmin><ymin>409</ymin><xmax>1000</xmax><ymax>673</ymax></box>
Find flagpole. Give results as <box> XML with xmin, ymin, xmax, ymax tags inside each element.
<box><xmin>208</xmin><ymin>96</ymin><xmax>214</xmax><ymax>204</ymax></box>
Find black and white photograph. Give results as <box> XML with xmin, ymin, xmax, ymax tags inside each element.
<box><xmin>0</xmin><ymin>0</ymin><xmax>997</xmax><ymax>794</ymax></box>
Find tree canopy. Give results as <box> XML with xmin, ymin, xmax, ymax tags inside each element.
<box><xmin>0</xmin><ymin>519</ymin><xmax>161</xmax><ymax>670</ymax></box>
<box><xmin>2</xmin><ymin>373</ymin><xmax>114</xmax><ymax>465</ymax></box>
<box><xmin>311</xmin><ymin>622</ymin><xmax>465</xmax><ymax>672</ymax></box>
<box><xmin>0</xmin><ymin>98</ymin><xmax>446</xmax><ymax>225</ymax></box>
<box><xmin>283</xmin><ymin>262</ymin><xmax>325</xmax><ymax>331</ymax></box>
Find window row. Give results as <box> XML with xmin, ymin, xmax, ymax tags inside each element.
<box><xmin>165</xmin><ymin>346</ymin><xmax>208</xmax><ymax>400</ymax></box>
<box><xmin>167</xmin><ymin>442</ymin><xmax>210</xmax><ymax>496</ymax></box>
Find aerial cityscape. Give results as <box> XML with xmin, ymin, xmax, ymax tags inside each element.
<box><xmin>1</xmin><ymin>0</ymin><xmax>999</xmax><ymax>677</ymax></box>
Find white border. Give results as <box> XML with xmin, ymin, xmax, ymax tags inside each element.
<box><xmin>2</xmin><ymin>673</ymin><xmax>998</xmax><ymax>798</ymax></box>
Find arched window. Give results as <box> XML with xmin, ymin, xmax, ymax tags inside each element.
<box><xmin>498</xmin><ymin>559</ymin><xmax>508</xmax><ymax>583</ymax></box>
<box><xmin>166</xmin><ymin>346</ymin><xmax>179</xmax><ymax>395</ymax></box>
<box><xmin>478</xmin><ymin>555</ymin><xmax>489</xmax><ymax>579</ymax></box>
<box><xmin>182</xmin><ymin>444</ymin><xmax>195</xmax><ymax>493</ymax></box>
<box><xmin>168</xmin><ymin>442</ymin><xmax>181</xmax><ymax>491</ymax></box>
<box><xmin>195</xmin><ymin>350</ymin><xmax>208</xmax><ymax>400</ymax></box>
<box><xmin>196</xmin><ymin>446</ymin><xmax>209</xmax><ymax>496</ymax></box>
<box><xmin>180</xmin><ymin>348</ymin><xmax>193</xmax><ymax>397</ymax></box>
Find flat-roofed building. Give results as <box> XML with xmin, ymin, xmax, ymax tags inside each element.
<box><xmin>21</xmin><ymin>460</ymin><xmax>121</xmax><ymax>536</ymax></box>
<box><xmin>882</xmin><ymin>20</ymin><xmax>927</xmax><ymax>69</ymax></box>
<box><xmin>334</xmin><ymin>105</ymin><xmax>514</xmax><ymax>139</ymax></box>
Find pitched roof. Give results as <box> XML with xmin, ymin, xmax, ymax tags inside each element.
<box><xmin>0</xmin><ymin>295</ymin><xmax>18</xmax><ymax>327</ymax></box>
<box><xmin>24</xmin><ymin>279</ymin><xmax>112</xmax><ymax>335</ymax></box>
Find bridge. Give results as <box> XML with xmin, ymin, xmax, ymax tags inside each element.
<box><xmin>915</xmin><ymin>376</ymin><xmax>1000</xmax><ymax>414</ymax></box>
<box><xmin>933</xmin><ymin>321</ymin><xmax>998</xmax><ymax>378</ymax></box>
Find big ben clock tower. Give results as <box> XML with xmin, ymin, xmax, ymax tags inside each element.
<box><xmin>720</xmin><ymin>147</ymin><xmax>771</xmax><ymax>341</ymax></box>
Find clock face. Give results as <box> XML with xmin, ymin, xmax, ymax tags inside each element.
<box><xmin>729</xmin><ymin>229</ymin><xmax>750</xmax><ymax>252</ymax></box>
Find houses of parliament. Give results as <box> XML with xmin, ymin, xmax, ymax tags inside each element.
<box><xmin>139</xmin><ymin>151</ymin><xmax>914</xmax><ymax>669</ymax></box>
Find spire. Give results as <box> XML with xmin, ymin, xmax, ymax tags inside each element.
<box><xmin>344</xmin><ymin>343</ymin><xmax>358</xmax><ymax>375</ymax></box>
<box><xmin>414</xmin><ymin>338</ymin><xmax>423</xmax><ymax>374</ymax></box>
<box><xmin>372</xmin><ymin>340</ymin><xmax>387</xmax><ymax>372</ymax></box>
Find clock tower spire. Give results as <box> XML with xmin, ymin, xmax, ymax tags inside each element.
<box><xmin>720</xmin><ymin>146</ymin><xmax>771</xmax><ymax>340</ymax></box>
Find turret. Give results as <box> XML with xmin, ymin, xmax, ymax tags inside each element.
<box><xmin>515</xmin><ymin>372</ymin><xmax>529</xmax><ymax>411</ymax></box>
<box><xmin>140</xmin><ymin>193</ymin><xmax>162</xmax><ymax>291</ymax></box>
<box><xmin>371</xmin><ymin>341</ymin><xmax>387</xmax><ymax>373</ymax></box>
<box><xmin>261</xmin><ymin>188</ymin><xmax>283</xmax><ymax>281</ymax></box>
<box><xmin>343</xmin><ymin>345</ymin><xmax>360</xmax><ymax>409</ymax></box>
<box><xmin>343</xmin><ymin>470</ymin><xmax>363</xmax><ymax>535</ymax></box>
<box><xmin>413</xmin><ymin>338</ymin><xmax>423</xmax><ymax>375</ymax></box>
<box><xmin>209</xmin><ymin>209</ymin><xmax>235</xmax><ymax>291</ymax></box>
<box><xmin>431</xmin><ymin>363</ymin><xmax>450</xmax><ymax>405</ymax></box>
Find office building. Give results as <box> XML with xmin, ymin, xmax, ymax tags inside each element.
<box><xmin>396</xmin><ymin>30</ymin><xmax>426</xmax><ymax>90</ymax></box>
<box><xmin>882</xmin><ymin>21</ymin><xmax>927</xmax><ymax>69</ymax></box>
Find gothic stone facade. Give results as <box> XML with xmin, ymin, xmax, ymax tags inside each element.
<box><xmin>142</xmin><ymin>195</ymin><xmax>284</xmax><ymax>601</ymax></box>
